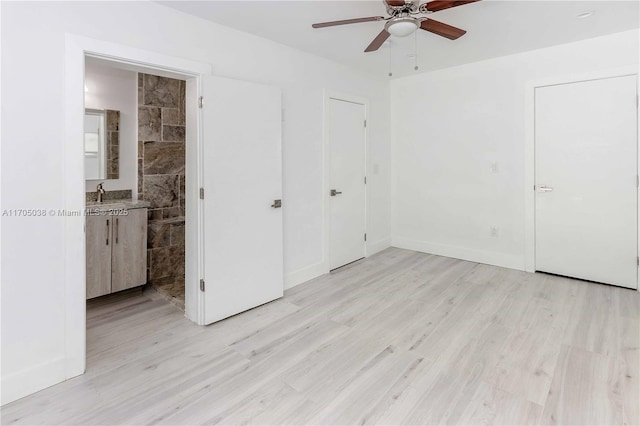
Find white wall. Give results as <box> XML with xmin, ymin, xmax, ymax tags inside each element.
<box><xmin>84</xmin><ymin>61</ymin><xmax>138</xmax><ymax>195</ymax></box>
<box><xmin>391</xmin><ymin>30</ymin><xmax>639</xmax><ymax>270</ymax></box>
<box><xmin>0</xmin><ymin>1</ymin><xmax>390</xmax><ymax>404</ymax></box>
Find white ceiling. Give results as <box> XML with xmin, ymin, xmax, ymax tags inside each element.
<box><xmin>158</xmin><ymin>1</ymin><xmax>639</xmax><ymax>79</ymax></box>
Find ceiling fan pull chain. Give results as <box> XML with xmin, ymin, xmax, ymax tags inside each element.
<box><xmin>414</xmin><ymin>29</ymin><xmax>419</xmax><ymax>71</ymax></box>
<box><xmin>388</xmin><ymin>40</ymin><xmax>393</xmax><ymax>77</ymax></box>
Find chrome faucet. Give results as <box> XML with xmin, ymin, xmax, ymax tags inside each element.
<box><xmin>96</xmin><ymin>182</ymin><xmax>106</xmax><ymax>203</ymax></box>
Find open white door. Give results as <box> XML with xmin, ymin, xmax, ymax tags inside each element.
<box><xmin>535</xmin><ymin>75</ymin><xmax>638</xmax><ymax>289</ymax></box>
<box><xmin>201</xmin><ymin>75</ymin><xmax>283</xmax><ymax>324</ymax></box>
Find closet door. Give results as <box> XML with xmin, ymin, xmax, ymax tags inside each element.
<box><xmin>535</xmin><ymin>75</ymin><xmax>638</xmax><ymax>288</ymax></box>
<box><xmin>327</xmin><ymin>97</ymin><xmax>367</xmax><ymax>270</ymax></box>
<box><xmin>201</xmin><ymin>75</ymin><xmax>283</xmax><ymax>324</ymax></box>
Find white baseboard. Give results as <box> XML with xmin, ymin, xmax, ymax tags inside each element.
<box><xmin>1</xmin><ymin>357</ymin><xmax>67</xmax><ymax>406</ymax></box>
<box><xmin>367</xmin><ymin>237</ymin><xmax>392</xmax><ymax>256</ymax></box>
<box><xmin>392</xmin><ymin>237</ymin><xmax>525</xmax><ymax>271</ymax></box>
<box><xmin>284</xmin><ymin>261</ymin><xmax>327</xmax><ymax>290</ymax></box>
<box><xmin>285</xmin><ymin>237</ymin><xmax>392</xmax><ymax>291</ymax></box>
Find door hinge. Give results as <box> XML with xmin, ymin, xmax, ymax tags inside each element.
<box><xmin>364</xmin><ymin>176</ymin><xmax>367</xmax><ymax>184</ymax></box>
<box><xmin>200</xmin><ymin>187</ymin><xmax>204</xmax><ymax>199</ymax></box>
<box><xmin>364</xmin><ymin>233</ymin><xmax>367</xmax><ymax>242</ymax></box>
<box><xmin>637</xmin><ymin>257</ymin><xmax>639</xmax><ymax>266</ymax></box>
<box><xmin>364</xmin><ymin>120</ymin><xmax>367</xmax><ymax>128</ymax></box>
<box><xmin>198</xmin><ymin>96</ymin><xmax>204</xmax><ymax>109</ymax></box>
<box><xmin>200</xmin><ymin>279</ymin><xmax>205</xmax><ymax>291</ymax></box>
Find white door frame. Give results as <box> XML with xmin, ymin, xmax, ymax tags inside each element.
<box><xmin>524</xmin><ymin>66</ymin><xmax>639</xmax><ymax>291</ymax></box>
<box><xmin>322</xmin><ymin>90</ymin><xmax>369</xmax><ymax>271</ymax></box>
<box><xmin>64</xmin><ymin>34</ymin><xmax>212</xmax><ymax>381</ymax></box>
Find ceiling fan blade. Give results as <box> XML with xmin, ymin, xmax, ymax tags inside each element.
<box><xmin>424</xmin><ymin>0</ymin><xmax>480</xmax><ymax>12</ymax></box>
<box><xmin>312</xmin><ymin>16</ymin><xmax>385</xmax><ymax>28</ymax></box>
<box><xmin>420</xmin><ymin>19</ymin><xmax>467</xmax><ymax>40</ymax></box>
<box><xmin>364</xmin><ymin>29</ymin><xmax>391</xmax><ymax>52</ymax></box>
<box><xmin>385</xmin><ymin>0</ymin><xmax>407</xmax><ymax>6</ymax></box>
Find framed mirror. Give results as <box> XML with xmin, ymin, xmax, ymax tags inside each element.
<box><xmin>84</xmin><ymin>109</ymin><xmax>119</xmax><ymax>180</ymax></box>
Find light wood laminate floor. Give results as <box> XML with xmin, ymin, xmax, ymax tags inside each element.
<box><xmin>3</xmin><ymin>248</ymin><xmax>639</xmax><ymax>425</ymax></box>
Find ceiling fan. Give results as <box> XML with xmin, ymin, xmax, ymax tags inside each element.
<box><xmin>312</xmin><ymin>0</ymin><xmax>480</xmax><ymax>52</ymax></box>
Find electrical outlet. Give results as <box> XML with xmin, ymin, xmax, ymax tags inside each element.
<box><xmin>490</xmin><ymin>226</ymin><xmax>499</xmax><ymax>237</ymax></box>
<box><xmin>490</xmin><ymin>162</ymin><xmax>499</xmax><ymax>174</ymax></box>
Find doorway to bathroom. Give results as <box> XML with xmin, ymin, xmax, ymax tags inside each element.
<box><xmin>83</xmin><ymin>57</ymin><xmax>192</xmax><ymax>313</ymax></box>
<box><xmin>66</xmin><ymin>36</ymin><xmax>284</xmax><ymax>389</ymax></box>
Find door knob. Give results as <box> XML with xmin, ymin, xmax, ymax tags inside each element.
<box><xmin>271</xmin><ymin>199</ymin><xmax>282</xmax><ymax>208</ymax></box>
<box><xmin>330</xmin><ymin>189</ymin><xmax>342</xmax><ymax>196</ymax></box>
<box><xmin>536</xmin><ymin>185</ymin><xmax>554</xmax><ymax>192</ymax></box>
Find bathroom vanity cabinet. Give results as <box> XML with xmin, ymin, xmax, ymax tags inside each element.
<box><xmin>86</xmin><ymin>206</ymin><xmax>148</xmax><ymax>299</ymax></box>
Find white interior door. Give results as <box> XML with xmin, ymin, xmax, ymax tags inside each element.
<box><xmin>328</xmin><ymin>98</ymin><xmax>366</xmax><ymax>270</ymax></box>
<box><xmin>201</xmin><ymin>75</ymin><xmax>283</xmax><ymax>324</ymax></box>
<box><xmin>535</xmin><ymin>75</ymin><xmax>638</xmax><ymax>289</ymax></box>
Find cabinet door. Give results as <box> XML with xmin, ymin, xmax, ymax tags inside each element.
<box><xmin>111</xmin><ymin>208</ymin><xmax>147</xmax><ymax>292</ymax></box>
<box><xmin>86</xmin><ymin>214</ymin><xmax>112</xmax><ymax>299</ymax></box>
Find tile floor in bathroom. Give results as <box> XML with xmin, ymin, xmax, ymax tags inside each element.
<box><xmin>150</xmin><ymin>276</ymin><xmax>185</xmax><ymax>310</ymax></box>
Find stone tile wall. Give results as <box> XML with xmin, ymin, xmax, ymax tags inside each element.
<box><xmin>106</xmin><ymin>110</ymin><xmax>120</xmax><ymax>180</ymax></box>
<box><xmin>138</xmin><ymin>73</ymin><xmax>185</xmax><ymax>291</ymax></box>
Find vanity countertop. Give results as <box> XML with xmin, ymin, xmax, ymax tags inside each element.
<box><xmin>85</xmin><ymin>199</ymin><xmax>151</xmax><ymax>211</ymax></box>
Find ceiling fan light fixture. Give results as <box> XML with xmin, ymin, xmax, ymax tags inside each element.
<box><xmin>385</xmin><ymin>17</ymin><xmax>419</xmax><ymax>37</ymax></box>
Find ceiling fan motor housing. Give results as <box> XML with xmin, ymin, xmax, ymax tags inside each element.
<box><xmin>385</xmin><ymin>0</ymin><xmax>420</xmax><ymax>15</ymax></box>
